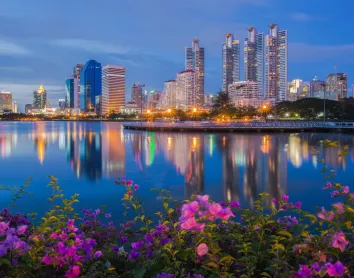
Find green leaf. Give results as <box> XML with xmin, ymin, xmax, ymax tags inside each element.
<box><xmin>135</xmin><ymin>268</ymin><xmax>146</xmax><ymax>278</ymax></box>
<box><xmin>277</xmin><ymin>230</ymin><xmax>292</xmax><ymax>238</ymax></box>
<box><xmin>206</xmin><ymin>262</ymin><xmax>219</xmax><ymax>269</ymax></box>
<box><xmin>261</xmin><ymin>272</ymin><xmax>273</xmax><ymax>278</ymax></box>
<box><xmin>219</xmin><ymin>255</ymin><xmax>235</xmax><ymax>263</ymax></box>
<box><xmin>168</xmin><ymin>208</ymin><xmax>174</xmax><ymax>214</ymax></box>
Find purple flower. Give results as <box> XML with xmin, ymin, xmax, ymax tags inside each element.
<box><xmin>294</xmin><ymin>201</ymin><xmax>302</xmax><ymax>209</ymax></box>
<box><xmin>196</xmin><ymin>195</ymin><xmax>209</xmax><ymax>206</ymax></box>
<box><xmin>105</xmin><ymin>213</ymin><xmax>111</xmax><ymax>219</ymax></box>
<box><xmin>295</xmin><ymin>265</ymin><xmax>313</xmax><ymax>278</ymax></box>
<box><xmin>112</xmin><ymin>246</ymin><xmax>119</xmax><ymax>252</ymax></box>
<box><xmin>332</xmin><ymin>203</ymin><xmax>344</xmax><ymax>214</ymax></box>
<box><xmin>193</xmin><ymin>275</ymin><xmax>204</xmax><ymax>278</ymax></box>
<box><xmin>0</xmin><ymin>222</ymin><xmax>9</xmax><ymax>234</ymax></box>
<box><xmin>57</xmin><ymin>242</ymin><xmax>66</xmax><ymax>255</ymax></box>
<box><xmin>326</xmin><ymin>261</ymin><xmax>346</xmax><ymax>277</ymax></box>
<box><xmin>41</xmin><ymin>254</ymin><xmax>53</xmax><ymax>265</ymax></box>
<box><xmin>330</xmin><ymin>191</ymin><xmax>340</xmax><ymax>198</ymax></box>
<box><xmin>156</xmin><ymin>273</ymin><xmax>176</xmax><ymax>278</ymax></box>
<box><xmin>133</xmin><ymin>184</ymin><xmax>139</xmax><ymax>191</ymax></box>
<box><xmin>156</xmin><ymin>224</ymin><xmax>169</xmax><ymax>233</ymax></box>
<box><xmin>131</xmin><ymin>240</ymin><xmax>144</xmax><ymax>250</ymax></box>
<box><xmin>0</xmin><ymin>244</ymin><xmax>7</xmax><ymax>256</ymax></box>
<box><xmin>128</xmin><ymin>250</ymin><xmax>140</xmax><ymax>260</ymax></box>
<box><xmin>120</xmin><ymin>236</ymin><xmax>128</xmax><ymax>244</ymax></box>
<box><xmin>93</xmin><ymin>251</ymin><xmax>103</xmax><ymax>259</ymax></box>
<box><xmin>317</xmin><ymin>207</ymin><xmax>335</xmax><ymax>221</ymax></box>
<box><xmin>144</xmin><ymin>233</ymin><xmax>154</xmax><ymax>243</ymax></box>
<box><xmin>230</xmin><ymin>201</ymin><xmax>240</xmax><ymax>208</ymax></box>
<box><xmin>147</xmin><ymin>249</ymin><xmax>153</xmax><ymax>259</ymax></box>
<box><xmin>95</xmin><ymin>209</ymin><xmax>100</xmax><ymax>215</ymax></box>
<box><xmin>282</xmin><ymin>195</ymin><xmax>289</xmax><ymax>202</ymax></box>
<box><xmin>272</xmin><ymin>198</ymin><xmax>278</xmax><ymax>205</ymax></box>
<box><xmin>160</xmin><ymin>238</ymin><xmax>171</xmax><ymax>245</ymax></box>
<box><xmin>311</xmin><ymin>263</ymin><xmax>321</xmax><ymax>272</ymax></box>
<box><xmin>16</xmin><ymin>225</ymin><xmax>27</xmax><ymax>235</ymax></box>
<box><xmin>67</xmin><ymin>219</ymin><xmax>75</xmax><ymax>227</ymax></box>
<box><xmin>66</xmin><ymin>245</ymin><xmax>77</xmax><ymax>257</ymax></box>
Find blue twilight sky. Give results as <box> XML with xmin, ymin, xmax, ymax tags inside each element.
<box><xmin>0</xmin><ymin>0</ymin><xmax>354</xmax><ymax>111</ymax></box>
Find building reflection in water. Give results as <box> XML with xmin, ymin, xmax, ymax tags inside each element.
<box><xmin>0</xmin><ymin>133</ymin><xmax>17</xmax><ymax>158</ymax></box>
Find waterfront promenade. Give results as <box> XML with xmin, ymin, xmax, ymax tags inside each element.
<box><xmin>123</xmin><ymin>121</ymin><xmax>354</xmax><ymax>133</ymax></box>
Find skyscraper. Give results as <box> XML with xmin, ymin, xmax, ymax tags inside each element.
<box><xmin>163</xmin><ymin>80</ymin><xmax>176</xmax><ymax>108</ymax></box>
<box><xmin>326</xmin><ymin>73</ymin><xmax>347</xmax><ymax>100</ymax></box>
<box><xmin>244</xmin><ymin>27</ymin><xmax>264</xmax><ymax>98</ymax></box>
<box><xmin>33</xmin><ymin>86</ymin><xmax>47</xmax><ymax>109</ymax></box>
<box><xmin>102</xmin><ymin>65</ymin><xmax>126</xmax><ymax>115</ymax></box>
<box><xmin>287</xmin><ymin>79</ymin><xmax>303</xmax><ymax>101</ymax></box>
<box><xmin>265</xmin><ymin>24</ymin><xmax>288</xmax><ymax>102</ymax></box>
<box><xmin>59</xmin><ymin>99</ymin><xmax>66</xmax><ymax>111</ymax></box>
<box><xmin>25</xmin><ymin>104</ymin><xmax>32</xmax><ymax>114</ymax></box>
<box><xmin>310</xmin><ymin>77</ymin><xmax>326</xmax><ymax>97</ymax></box>
<box><xmin>176</xmin><ymin>69</ymin><xmax>195</xmax><ymax>111</ymax></box>
<box><xmin>65</xmin><ymin>77</ymin><xmax>75</xmax><ymax>108</ymax></box>
<box><xmin>222</xmin><ymin>33</ymin><xmax>240</xmax><ymax>93</ymax></box>
<box><xmin>12</xmin><ymin>101</ymin><xmax>18</xmax><ymax>113</ymax></box>
<box><xmin>131</xmin><ymin>83</ymin><xmax>143</xmax><ymax>108</ymax></box>
<box><xmin>185</xmin><ymin>40</ymin><xmax>204</xmax><ymax>105</ymax></box>
<box><xmin>73</xmin><ymin>64</ymin><xmax>84</xmax><ymax>109</ymax></box>
<box><xmin>0</xmin><ymin>92</ymin><xmax>12</xmax><ymax>113</ymax></box>
<box><xmin>80</xmin><ymin>60</ymin><xmax>102</xmax><ymax>112</ymax></box>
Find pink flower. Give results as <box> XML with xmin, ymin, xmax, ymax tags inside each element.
<box><xmin>17</xmin><ymin>225</ymin><xmax>27</xmax><ymax>235</ymax></box>
<box><xmin>50</xmin><ymin>232</ymin><xmax>58</xmax><ymax>239</ymax></box>
<box><xmin>332</xmin><ymin>203</ymin><xmax>345</xmax><ymax>214</ymax></box>
<box><xmin>67</xmin><ymin>219</ymin><xmax>75</xmax><ymax>227</ymax></box>
<box><xmin>294</xmin><ymin>201</ymin><xmax>302</xmax><ymax>209</ymax></box>
<box><xmin>0</xmin><ymin>222</ymin><xmax>9</xmax><ymax>234</ymax></box>
<box><xmin>332</xmin><ymin>232</ymin><xmax>349</xmax><ymax>252</ymax></box>
<box><xmin>72</xmin><ymin>265</ymin><xmax>80</xmax><ymax>277</ymax></box>
<box><xmin>180</xmin><ymin>217</ymin><xmax>205</xmax><ymax>232</ymax></box>
<box><xmin>196</xmin><ymin>195</ymin><xmax>209</xmax><ymax>206</ymax></box>
<box><xmin>94</xmin><ymin>250</ymin><xmax>103</xmax><ymax>259</ymax></box>
<box><xmin>57</xmin><ymin>241</ymin><xmax>66</xmax><ymax>255</ymax></box>
<box><xmin>317</xmin><ymin>207</ymin><xmax>335</xmax><ymax>221</ymax></box>
<box><xmin>350</xmin><ymin>193</ymin><xmax>354</xmax><ymax>199</ymax></box>
<box><xmin>327</xmin><ymin>261</ymin><xmax>346</xmax><ymax>277</ymax></box>
<box><xmin>296</xmin><ymin>265</ymin><xmax>312</xmax><ymax>278</ymax></box>
<box><xmin>272</xmin><ymin>198</ymin><xmax>278</xmax><ymax>205</ymax></box>
<box><xmin>181</xmin><ymin>201</ymin><xmax>199</xmax><ymax>219</ymax></box>
<box><xmin>217</xmin><ymin>207</ymin><xmax>235</xmax><ymax>221</ymax></box>
<box><xmin>282</xmin><ymin>195</ymin><xmax>289</xmax><ymax>202</ymax></box>
<box><xmin>59</xmin><ymin>233</ymin><xmax>68</xmax><ymax>241</ymax></box>
<box><xmin>133</xmin><ymin>184</ymin><xmax>139</xmax><ymax>191</ymax></box>
<box><xmin>66</xmin><ymin>245</ymin><xmax>77</xmax><ymax>257</ymax></box>
<box><xmin>208</xmin><ymin>203</ymin><xmax>222</xmax><ymax>216</ymax></box>
<box><xmin>342</xmin><ymin>186</ymin><xmax>350</xmax><ymax>194</ymax></box>
<box><xmin>230</xmin><ymin>201</ymin><xmax>240</xmax><ymax>208</ymax></box>
<box><xmin>41</xmin><ymin>254</ymin><xmax>53</xmax><ymax>265</ymax></box>
<box><xmin>196</xmin><ymin>243</ymin><xmax>208</xmax><ymax>256</ymax></box>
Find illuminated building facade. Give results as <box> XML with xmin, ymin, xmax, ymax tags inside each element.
<box><xmin>0</xmin><ymin>92</ymin><xmax>13</xmax><ymax>113</ymax></box>
<box><xmin>326</xmin><ymin>73</ymin><xmax>347</xmax><ymax>100</ymax></box>
<box><xmin>65</xmin><ymin>77</ymin><xmax>75</xmax><ymax>108</ymax></box>
<box><xmin>265</xmin><ymin>24</ymin><xmax>288</xmax><ymax>102</ymax></box>
<box><xmin>244</xmin><ymin>27</ymin><xmax>264</xmax><ymax>98</ymax></box>
<box><xmin>33</xmin><ymin>86</ymin><xmax>47</xmax><ymax>109</ymax></box>
<box><xmin>80</xmin><ymin>60</ymin><xmax>102</xmax><ymax>112</ymax></box>
<box><xmin>310</xmin><ymin>77</ymin><xmax>326</xmax><ymax>97</ymax></box>
<box><xmin>73</xmin><ymin>64</ymin><xmax>84</xmax><ymax>109</ymax></box>
<box><xmin>222</xmin><ymin>33</ymin><xmax>240</xmax><ymax>93</ymax></box>
<box><xmin>102</xmin><ymin>65</ymin><xmax>126</xmax><ymax>115</ymax></box>
<box><xmin>176</xmin><ymin>69</ymin><xmax>195</xmax><ymax>111</ymax></box>
<box><xmin>228</xmin><ymin>81</ymin><xmax>261</xmax><ymax>108</ymax></box>
<box><xmin>185</xmin><ymin>39</ymin><xmax>204</xmax><ymax>105</ymax></box>
<box><xmin>287</xmin><ymin>79</ymin><xmax>302</xmax><ymax>101</ymax></box>
<box><xmin>131</xmin><ymin>83</ymin><xmax>143</xmax><ymax>108</ymax></box>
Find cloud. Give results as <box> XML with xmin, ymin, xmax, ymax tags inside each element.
<box><xmin>0</xmin><ymin>66</ymin><xmax>33</xmax><ymax>73</ymax></box>
<box><xmin>51</xmin><ymin>39</ymin><xmax>130</xmax><ymax>54</ymax></box>
<box><xmin>289</xmin><ymin>43</ymin><xmax>354</xmax><ymax>63</ymax></box>
<box><xmin>290</xmin><ymin>12</ymin><xmax>325</xmax><ymax>22</ymax></box>
<box><xmin>0</xmin><ymin>40</ymin><xmax>32</xmax><ymax>56</ymax></box>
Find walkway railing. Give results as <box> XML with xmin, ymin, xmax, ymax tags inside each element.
<box><xmin>124</xmin><ymin>121</ymin><xmax>354</xmax><ymax>129</ymax></box>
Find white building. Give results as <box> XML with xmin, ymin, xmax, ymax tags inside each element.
<box><xmin>0</xmin><ymin>91</ymin><xmax>13</xmax><ymax>114</ymax></box>
<box><xmin>228</xmin><ymin>81</ymin><xmax>262</xmax><ymax>108</ymax></box>
<box><xmin>102</xmin><ymin>65</ymin><xmax>126</xmax><ymax>115</ymax></box>
<box><xmin>287</xmin><ymin>79</ymin><xmax>302</xmax><ymax>102</ymax></box>
<box><xmin>12</xmin><ymin>101</ymin><xmax>18</xmax><ymax>113</ymax></box>
<box><xmin>176</xmin><ymin>69</ymin><xmax>195</xmax><ymax>111</ymax></box>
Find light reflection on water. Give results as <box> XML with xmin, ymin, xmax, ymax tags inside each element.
<box><xmin>0</xmin><ymin>121</ymin><xmax>353</xmax><ymax>220</ymax></box>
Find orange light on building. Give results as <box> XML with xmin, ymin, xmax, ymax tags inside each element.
<box><xmin>192</xmin><ymin>107</ymin><xmax>197</xmax><ymax>113</ymax></box>
<box><xmin>167</xmin><ymin>109</ymin><xmax>171</xmax><ymax>113</ymax></box>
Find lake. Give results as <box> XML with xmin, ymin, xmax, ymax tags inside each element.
<box><xmin>0</xmin><ymin>121</ymin><xmax>353</xmax><ymax>222</ymax></box>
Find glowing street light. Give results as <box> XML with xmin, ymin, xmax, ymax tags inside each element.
<box><xmin>285</xmin><ymin>113</ymin><xmax>290</xmax><ymax>117</ymax></box>
<box><xmin>147</xmin><ymin>109</ymin><xmax>151</xmax><ymax>114</ymax></box>
<box><xmin>167</xmin><ymin>109</ymin><xmax>171</xmax><ymax>113</ymax></box>
<box><xmin>192</xmin><ymin>107</ymin><xmax>197</xmax><ymax>113</ymax></box>
<box><xmin>263</xmin><ymin>105</ymin><xmax>267</xmax><ymax>109</ymax></box>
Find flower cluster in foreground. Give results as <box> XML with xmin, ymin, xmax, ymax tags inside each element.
<box><xmin>0</xmin><ymin>173</ymin><xmax>353</xmax><ymax>277</ymax></box>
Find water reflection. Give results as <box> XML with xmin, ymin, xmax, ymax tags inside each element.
<box><xmin>0</xmin><ymin>122</ymin><xmax>354</xmax><ymax>209</ymax></box>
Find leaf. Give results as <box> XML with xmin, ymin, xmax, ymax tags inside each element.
<box><xmin>219</xmin><ymin>255</ymin><xmax>235</xmax><ymax>263</ymax></box>
<box><xmin>135</xmin><ymin>268</ymin><xmax>146</xmax><ymax>278</ymax></box>
<box><xmin>277</xmin><ymin>230</ymin><xmax>292</xmax><ymax>238</ymax></box>
<box><xmin>168</xmin><ymin>208</ymin><xmax>174</xmax><ymax>214</ymax></box>
<box><xmin>206</xmin><ymin>262</ymin><xmax>219</xmax><ymax>269</ymax></box>
<box><xmin>261</xmin><ymin>272</ymin><xmax>273</xmax><ymax>278</ymax></box>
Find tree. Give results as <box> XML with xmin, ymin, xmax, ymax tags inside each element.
<box><xmin>211</xmin><ymin>91</ymin><xmax>235</xmax><ymax>116</ymax></box>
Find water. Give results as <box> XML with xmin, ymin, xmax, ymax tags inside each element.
<box><xmin>0</xmin><ymin>121</ymin><xmax>353</xmax><ymax>222</ymax></box>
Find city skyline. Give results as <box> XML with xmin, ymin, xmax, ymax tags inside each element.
<box><xmin>0</xmin><ymin>0</ymin><xmax>354</xmax><ymax>111</ymax></box>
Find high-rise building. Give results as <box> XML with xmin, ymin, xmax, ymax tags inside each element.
<box><xmin>59</xmin><ymin>99</ymin><xmax>66</xmax><ymax>111</ymax></box>
<box><xmin>0</xmin><ymin>92</ymin><xmax>12</xmax><ymax>113</ymax></box>
<box><xmin>244</xmin><ymin>27</ymin><xmax>265</xmax><ymax>98</ymax></box>
<box><xmin>287</xmin><ymin>79</ymin><xmax>302</xmax><ymax>101</ymax></box>
<box><xmin>65</xmin><ymin>77</ymin><xmax>75</xmax><ymax>108</ymax></box>
<box><xmin>176</xmin><ymin>69</ymin><xmax>195</xmax><ymax>111</ymax></box>
<box><xmin>33</xmin><ymin>86</ymin><xmax>47</xmax><ymax>109</ymax></box>
<box><xmin>147</xmin><ymin>90</ymin><xmax>160</xmax><ymax>109</ymax></box>
<box><xmin>80</xmin><ymin>60</ymin><xmax>102</xmax><ymax>112</ymax></box>
<box><xmin>25</xmin><ymin>104</ymin><xmax>32</xmax><ymax>114</ymax></box>
<box><xmin>73</xmin><ymin>64</ymin><xmax>84</xmax><ymax>109</ymax></box>
<box><xmin>131</xmin><ymin>83</ymin><xmax>143</xmax><ymax>108</ymax></box>
<box><xmin>185</xmin><ymin>40</ymin><xmax>204</xmax><ymax>105</ymax></box>
<box><xmin>222</xmin><ymin>34</ymin><xmax>240</xmax><ymax>93</ymax></box>
<box><xmin>265</xmin><ymin>24</ymin><xmax>288</xmax><ymax>102</ymax></box>
<box><xmin>163</xmin><ymin>80</ymin><xmax>176</xmax><ymax>108</ymax></box>
<box><xmin>310</xmin><ymin>77</ymin><xmax>326</xmax><ymax>97</ymax></box>
<box><xmin>12</xmin><ymin>101</ymin><xmax>18</xmax><ymax>113</ymax></box>
<box><xmin>102</xmin><ymin>65</ymin><xmax>126</xmax><ymax>115</ymax></box>
<box><xmin>326</xmin><ymin>73</ymin><xmax>347</xmax><ymax>100</ymax></box>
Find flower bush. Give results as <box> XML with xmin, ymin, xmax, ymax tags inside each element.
<box><xmin>0</xmin><ymin>140</ymin><xmax>353</xmax><ymax>277</ymax></box>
